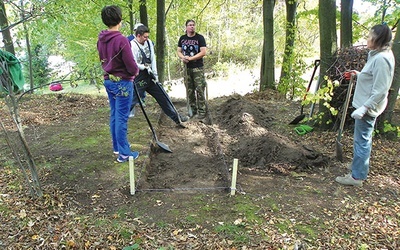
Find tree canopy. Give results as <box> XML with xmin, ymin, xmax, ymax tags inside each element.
<box><xmin>0</xmin><ymin>0</ymin><xmax>398</xmax><ymax>107</ymax></box>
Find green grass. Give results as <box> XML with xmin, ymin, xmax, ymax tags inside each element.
<box><xmin>233</xmin><ymin>197</ymin><xmax>262</xmax><ymax>223</ymax></box>
<box><xmin>215</xmin><ymin>223</ymin><xmax>250</xmax><ymax>244</ymax></box>
<box><xmin>0</xmin><ymin>204</ymin><xmax>11</xmax><ymax>215</ymax></box>
<box><xmin>295</xmin><ymin>223</ymin><xmax>318</xmax><ymax>239</ymax></box>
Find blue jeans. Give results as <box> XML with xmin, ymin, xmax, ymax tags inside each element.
<box><xmin>351</xmin><ymin>115</ymin><xmax>376</xmax><ymax>180</ymax></box>
<box><xmin>103</xmin><ymin>79</ymin><xmax>133</xmax><ymax>156</ymax></box>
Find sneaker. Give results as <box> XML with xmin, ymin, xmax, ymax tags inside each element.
<box><xmin>335</xmin><ymin>173</ymin><xmax>363</xmax><ymax>187</ymax></box>
<box><xmin>113</xmin><ymin>144</ymin><xmax>132</xmax><ymax>155</ymax></box>
<box><xmin>129</xmin><ymin>109</ymin><xmax>135</xmax><ymax>118</ymax></box>
<box><xmin>116</xmin><ymin>151</ymin><xmax>139</xmax><ymax>162</ymax></box>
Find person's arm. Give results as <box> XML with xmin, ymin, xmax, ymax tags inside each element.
<box><xmin>177</xmin><ymin>46</ymin><xmax>189</xmax><ymax>63</ymax></box>
<box><xmin>186</xmin><ymin>46</ymin><xmax>206</xmax><ymax>62</ymax></box>
<box><xmin>149</xmin><ymin>40</ymin><xmax>158</xmax><ymax>81</ymax></box>
<box><xmin>130</xmin><ymin>40</ymin><xmax>146</xmax><ymax>71</ymax></box>
<box><xmin>364</xmin><ymin>57</ymin><xmax>393</xmax><ymax>109</ymax></box>
<box><xmin>351</xmin><ymin>56</ymin><xmax>393</xmax><ymax>119</ymax></box>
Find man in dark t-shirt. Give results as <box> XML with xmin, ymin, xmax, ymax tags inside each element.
<box><xmin>177</xmin><ymin>19</ymin><xmax>207</xmax><ymax>119</ymax></box>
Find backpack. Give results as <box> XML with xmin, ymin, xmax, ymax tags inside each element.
<box><xmin>0</xmin><ymin>49</ymin><xmax>24</xmax><ymax>93</ymax></box>
<box><xmin>127</xmin><ymin>34</ymin><xmax>135</xmax><ymax>42</ymax></box>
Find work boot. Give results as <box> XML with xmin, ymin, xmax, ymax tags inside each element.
<box><xmin>176</xmin><ymin>115</ymin><xmax>189</xmax><ymax>128</ymax></box>
<box><xmin>195</xmin><ymin>113</ymin><xmax>206</xmax><ymax>120</ymax></box>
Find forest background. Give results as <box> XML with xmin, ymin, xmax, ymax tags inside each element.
<box><xmin>0</xmin><ymin>0</ymin><xmax>399</xmax><ymax>130</ymax></box>
<box><xmin>0</xmin><ymin>0</ymin><xmax>400</xmax><ymax>249</ymax></box>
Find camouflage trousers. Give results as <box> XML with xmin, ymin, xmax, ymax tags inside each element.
<box><xmin>185</xmin><ymin>67</ymin><xmax>207</xmax><ymax>116</ymax></box>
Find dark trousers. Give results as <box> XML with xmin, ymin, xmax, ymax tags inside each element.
<box><xmin>132</xmin><ymin>76</ymin><xmax>179</xmax><ymax>123</ymax></box>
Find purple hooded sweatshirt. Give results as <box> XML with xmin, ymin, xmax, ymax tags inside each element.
<box><xmin>97</xmin><ymin>30</ymin><xmax>139</xmax><ymax>81</ymax></box>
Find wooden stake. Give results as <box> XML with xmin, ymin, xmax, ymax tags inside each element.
<box><xmin>129</xmin><ymin>156</ymin><xmax>135</xmax><ymax>195</ymax></box>
<box><xmin>230</xmin><ymin>158</ymin><xmax>238</xmax><ymax>195</ymax></box>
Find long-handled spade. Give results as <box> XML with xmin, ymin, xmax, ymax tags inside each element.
<box><xmin>289</xmin><ymin>59</ymin><xmax>320</xmax><ymax>125</ymax></box>
<box><xmin>153</xmin><ymin>79</ymin><xmax>185</xmax><ymax>126</ymax></box>
<box><xmin>335</xmin><ymin>74</ymin><xmax>355</xmax><ymax>162</ymax></box>
<box><xmin>183</xmin><ymin>64</ymin><xmax>193</xmax><ymax>117</ymax></box>
<box><xmin>146</xmin><ymin>71</ymin><xmax>184</xmax><ymax>126</ymax></box>
<box><xmin>133</xmin><ymin>83</ymin><xmax>172</xmax><ymax>153</ymax></box>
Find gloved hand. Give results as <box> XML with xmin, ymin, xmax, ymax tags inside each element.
<box><xmin>351</xmin><ymin>106</ymin><xmax>368</xmax><ymax>119</ymax></box>
<box><xmin>145</xmin><ymin>66</ymin><xmax>153</xmax><ymax>75</ymax></box>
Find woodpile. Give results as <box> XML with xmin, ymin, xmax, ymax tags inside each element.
<box><xmin>327</xmin><ymin>45</ymin><xmax>369</xmax><ymax>129</ymax></box>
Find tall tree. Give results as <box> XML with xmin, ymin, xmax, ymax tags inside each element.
<box><xmin>0</xmin><ymin>0</ymin><xmax>15</xmax><ymax>54</ymax></box>
<box><xmin>20</xmin><ymin>0</ymin><xmax>33</xmax><ymax>90</ymax></box>
<box><xmin>340</xmin><ymin>0</ymin><xmax>353</xmax><ymax>48</ymax></box>
<box><xmin>260</xmin><ymin>0</ymin><xmax>276</xmax><ymax>91</ymax></box>
<box><xmin>318</xmin><ymin>0</ymin><xmax>337</xmax><ymax>127</ymax></box>
<box><xmin>156</xmin><ymin>0</ymin><xmax>166</xmax><ymax>82</ymax></box>
<box><xmin>128</xmin><ymin>0</ymin><xmax>134</xmax><ymax>35</ymax></box>
<box><xmin>279</xmin><ymin>0</ymin><xmax>297</xmax><ymax>94</ymax></box>
<box><xmin>139</xmin><ymin>0</ymin><xmax>148</xmax><ymax>27</ymax></box>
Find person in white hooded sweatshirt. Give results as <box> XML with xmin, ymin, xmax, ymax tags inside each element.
<box><xmin>336</xmin><ymin>23</ymin><xmax>395</xmax><ymax>187</ymax></box>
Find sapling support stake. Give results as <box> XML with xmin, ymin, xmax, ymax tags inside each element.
<box><xmin>230</xmin><ymin>158</ymin><xmax>239</xmax><ymax>196</ymax></box>
<box><xmin>129</xmin><ymin>156</ymin><xmax>135</xmax><ymax>195</ymax></box>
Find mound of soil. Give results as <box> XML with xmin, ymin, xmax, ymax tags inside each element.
<box><xmin>137</xmin><ymin>91</ymin><xmax>329</xmax><ymax>192</ymax></box>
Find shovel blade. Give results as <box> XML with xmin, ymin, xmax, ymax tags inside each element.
<box><xmin>289</xmin><ymin>114</ymin><xmax>306</xmax><ymax>125</ymax></box>
<box><xmin>157</xmin><ymin>141</ymin><xmax>173</xmax><ymax>153</ymax></box>
<box><xmin>335</xmin><ymin>138</ymin><xmax>343</xmax><ymax>162</ymax></box>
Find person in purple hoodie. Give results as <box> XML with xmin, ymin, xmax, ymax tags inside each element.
<box><xmin>97</xmin><ymin>5</ymin><xmax>139</xmax><ymax>163</ymax></box>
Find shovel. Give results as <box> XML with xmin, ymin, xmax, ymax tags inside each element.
<box><xmin>147</xmin><ymin>70</ymin><xmax>184</xmax><ymax>125</ymax></box>
<box><xmin>335</xmin><ymin>74</ymin><xmax>355</xmax><ymax>162</ymax></box>
<box><xmin>152</xmin><ymin>79</ymin><xmax>185</xmax><ymax>126</ymax></box>
<box><xmin>134</xmin><ymin>83</ymin><xmax>173</xmax><ymax>153</ymax></box>
<box><xmin>183</xmin><ymin>63</ymin><xmax>193</xmax><ymax>117</ymax></box>
<box><xmin>289</xmin><ymin>59</ymin><xmax>320</xmax><ymax>125</ymax></box>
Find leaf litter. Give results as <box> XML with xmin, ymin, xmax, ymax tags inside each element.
<box><xmin>0</xmin><ymin>91</ymin><xmax>399</xmax><ymax>249</ymax></box>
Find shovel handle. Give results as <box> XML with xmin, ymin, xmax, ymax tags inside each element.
<box><xmin>337</xmin><ymin>74</ymin><xmax>355</xmax><ymax>140</ymax></box>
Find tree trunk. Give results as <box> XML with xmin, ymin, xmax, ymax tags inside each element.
<box><xmin>0</xmin><ymin>57</ymin><xmax>42</xmax><ymax>198</ymax></box>
<box><xmin>139</xmin><ymin>0</ymin><xmax>149</xmax><ymax>28</ymax></box>
<box><xmin>260</xmin><ymin>0</ymin><xmax>276</xmax><ymax>91</ymax></box>
<box><xmin>318</xmin><ymin>0</ymin><xmax>338</xmax><ymax>127</ymax></box>
<box><xmin>340</xmin><ymin>0</ymin><xmax>353</xmax><ymax>48</ymax></box>
<box><xmin>128</xmin><ymin>0</ymin><xmax>134</xmax><ymax>35</ymax></box>
<box><xmin>21</xmin><ymin>0</ymin><xmax>33</xmax><ymax>90</ymax></box>
<box><xmin>0</xmin><ymin>0</ymin><xmax>15</xmax><ymax>54</ymax></box>
<box><xmin>279</xmin><ymin>0</ymin><xmax>297</xmax><ymax>93</ymax></box>
<box><xmin>377</xmin><ymin>19</ymin><xmax>400</xmax><ymax>131</ymax></box>
<box><xmin>156</xmin><ymin>0</ymin><xmax>166</xmax><ymax>82</ymax></box>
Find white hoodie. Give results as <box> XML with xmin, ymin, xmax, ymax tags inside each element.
<box><xmin>352</xmin><ymin>48</ymin><xmax>395</xmax><ymax>117</ymax></box>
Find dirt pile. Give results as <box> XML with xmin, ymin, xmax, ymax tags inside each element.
<box><xmin>138</xmin><ymin>92</ymin><xmax>329</xmax><ymax>191</ymax></box>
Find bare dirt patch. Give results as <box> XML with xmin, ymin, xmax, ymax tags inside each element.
<box><xmin>136</xmin><ymin>91</ymin><xmax>329</xmax><ymax>194</ymax></box>
<box><xmin>1</xmin><ymin>90</ymin><xmax>399</xmax><ymax>249</ymax></box>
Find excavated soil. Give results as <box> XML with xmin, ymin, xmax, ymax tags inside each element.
<box><xmin>136</xmin><ymin>91</ymin><xmax>329</xmax><ymax>193</ymax></box>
